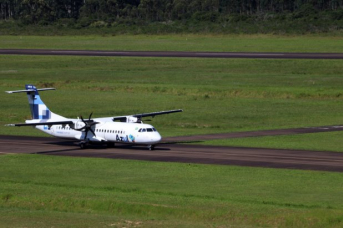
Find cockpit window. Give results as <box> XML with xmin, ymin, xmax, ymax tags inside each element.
<box><xmin>139</xmin><ymin>128</ymin><xmax>153</xmax><ymax>132</ymax></box>
<box><xmin>138</xmin><ymin>128</ymin><xmax>156</xmax><ymax>133</ymax></box>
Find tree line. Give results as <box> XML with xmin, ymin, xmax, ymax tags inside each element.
<box><xmin>1</xmin><ymin>0</ymin><xmax>343</xmax><ymax>25</ymax></box>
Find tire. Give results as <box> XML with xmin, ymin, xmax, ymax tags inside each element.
<box><xmin>107</xmin><ymin>142</ymin><xmax>115</xmax><ymax>148</ymax></box>
<box><xmin>80</xmin><ymin>142</ymin><xmax>86</xmax><ymax>149</ymax></box>
<box><xmin>148</xmin><ymin>145</ymin><xmax>155</xmax><ymax>151</ymax></box>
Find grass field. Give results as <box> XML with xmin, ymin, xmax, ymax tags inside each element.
<box><xmin>1</xmin><ymin>34</ymin><xmax>343</xmax><ymax>227</ymax></box>
<box><xmin>2</xmin><ymin>34</ymin><xmax>343</xmax><ymax>53</ymax></box>
<box><xmin>1</xmin><ymin>154</ymin><xmax>343</xmax><ymax>228</ymax></box>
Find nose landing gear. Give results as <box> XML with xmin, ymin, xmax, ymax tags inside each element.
<box><xmin>148</xmin><ymin>145</ymin><xmax>155</xmax><ymax>151</ymax></box>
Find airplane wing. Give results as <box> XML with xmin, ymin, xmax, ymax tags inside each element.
<box><xmin>6</xmin><ymin>120</ymin><xmax>74</xmax><ymax>127</ymax></box>
<box><xmin>112</xmin><ymin>109</ymin><xmax>183</xmax><ymax>122</ymax></box>
<box><xmin>132</xmin><ymin>109</ymin><xmax>183</xmax><ymax>118</ymax></box>
<box><xmin>6</xmin><ymin>109</ymin><xmax>183</xmax><ymax>125</ymax></box>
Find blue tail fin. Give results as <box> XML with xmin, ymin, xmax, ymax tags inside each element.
<box><xmin>25</xmin><ymin>84</ymin><xmax>51</xmax><ymax>120</ymax></box>
<box><xmin>6</xmin><ymin>84</ymin><xmax>66</xmax><ymax>121</ymax></box>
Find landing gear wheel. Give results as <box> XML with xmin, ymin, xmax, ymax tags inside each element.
<box><xmin>148</xmin><ymin>145</ymin><xmax>155</xmax><ymax>151</ymax></box>
<box><xmin>107</xmin><ymin>142</ymin><xmax>115</xmax><ymax>148</ymax></box>
<box><xmin>80</xmin><ymin>142</ymin><xmax>87</xmax><ymax>149</ymax></box>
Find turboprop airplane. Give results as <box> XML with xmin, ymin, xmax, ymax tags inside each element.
<box><xmin>5</xmin><ymin>84</ymin><xmax>182</xmax><ymax>150</ymax></box>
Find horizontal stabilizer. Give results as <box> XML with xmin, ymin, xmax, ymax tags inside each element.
<box><xmin>6</xmin><ymin>88</ymin><xmax>55</xmax><ymax>94</ymax></box>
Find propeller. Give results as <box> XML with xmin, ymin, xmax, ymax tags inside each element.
<box><xmin>74</xmin><ymin>112</ymin><xmax>98</xmax><ymax>140</ymax></box>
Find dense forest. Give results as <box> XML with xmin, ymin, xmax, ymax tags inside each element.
<box><xmin>1</xmin><ymin>0</ymin><xmax>343</xmax><ymax>34</ymax></box>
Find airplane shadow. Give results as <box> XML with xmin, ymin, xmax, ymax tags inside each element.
<box><xmin>34</xmin><ymin>148</ymin><xmax>81</xmax><ymax>154</ymax></box>
<box><xmin>161</xmin><ymin>140</ymin><xmax>204</xmax><ymax>144</ymax></box>
<box><xmin>43</xmin><ymin>140</ymin><xmax>171</xmax><ymax>151</ymax></box>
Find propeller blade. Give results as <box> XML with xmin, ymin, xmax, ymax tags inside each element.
<box><xmin>84</xmin><ymin>130</ymin><xmax>88</xmax><ymax>140</ymax></box>
<box><xmin>90</xmin><ymin>122</ymin><xmax>99</xmax><ymax>126</ymax></box>
<box><xmin>78</xmin><ymin>112</ymin><xmax>97</xmax><ymax>140</ymax></box>
<box><xmin>89</xmin><ymin>128</ymin><xmax>96</xmax><ymax>137</ymax></box>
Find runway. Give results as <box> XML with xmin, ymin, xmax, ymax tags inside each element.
<box><xmin>1</xmin><ymin>49</ymin><xmax>343</xmax><ymax>59</ymax></box>
<box><xmin>1</xmin><ymin>132</ymin><xmax>343</xmax><ymax>172</ymax></box>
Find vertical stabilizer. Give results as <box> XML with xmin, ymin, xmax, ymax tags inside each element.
<box><xmin>6</xmin><ymin>84</ymin><xmax>66</xmax><ymax>121</ymax></box>
<box><xmin>25</xmin><ymin>84</ymin><xmax>51</xmax><ymax>119</ymax></box>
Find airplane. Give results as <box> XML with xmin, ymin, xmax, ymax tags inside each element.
<box><xmin>5</xmin><ymin>84</ymin><xmax>182</xmax><ymax>150</ymax></box>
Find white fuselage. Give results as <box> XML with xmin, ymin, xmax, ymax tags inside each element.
<box><xmin>36</xmin><ymin>121</ymin><xmax>162</xmax><ymax>145</ymax></box>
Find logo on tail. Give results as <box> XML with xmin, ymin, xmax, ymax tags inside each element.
<box><xmin>25</xmin><ymin>84</ymin><xmax>51</xmax><ymax>120</ymax></box>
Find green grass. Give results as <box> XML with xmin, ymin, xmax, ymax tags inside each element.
<box><xmin>1</xmin><ymin>34</ymin><xmax>343</xmax><ymax>52</ymax></box>
<box><xmin>1</xmin><ymin>154</ymin><xmax>343</xmax><ymax>227</ymax></box>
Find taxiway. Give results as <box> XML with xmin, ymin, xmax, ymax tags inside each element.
<box><xmin>1</xmin><ymin>129</ymin><xmax>343</xmax><ymax>172</ymax></box>
<box><xmin>1</xmin><ymin>49</ymin><xmax>343</xmax><ymax>59</ymax></box>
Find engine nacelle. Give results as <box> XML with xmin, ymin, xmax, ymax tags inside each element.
<box><xmin>126</xmin><ymin>116</ymin><xmax>142</xmax><ymax>123</ymax></box>
<box><xmin>74</xmin><ymin>120</ymin><xmax>85</xmax><ymax>129</ymax></box>
<box><xmin>113</xmin><ymin>116</ymin><xmax>142</xmax><ymax>123</ymax></box>
<box><xmin>89</xmin><ymin>136</ymin><xmax>105</xmax><ymax>142</ymax></box>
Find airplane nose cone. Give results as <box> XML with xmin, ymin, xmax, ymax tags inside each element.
<box><xmin>152</xmin><ymin>133</ymin><xmax>162</xmax><ymax>143</ymax></box>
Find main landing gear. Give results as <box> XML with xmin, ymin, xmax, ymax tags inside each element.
<box><xmin>148</xmin><ymin>145</ymin><xmax>155</xmax><ymax>151</ymax></box>
<box><xmin>79</xmin><ymin>141</ymin><xmax>88</xmax><ymax>149</ymax></box>
<box><xmin>107</xmin><ymin>142</ymin><xmax>115</xmax><ymax>148</ymax></box>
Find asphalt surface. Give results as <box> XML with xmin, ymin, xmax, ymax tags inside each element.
<box><xmin>163</xmin><ymin>125</ymin><xmax>343</xmax><ymax>143</ymax></box>
<box><xmin>1</xmin><ymin>125</ymin><xmax>343</xmax><ymax>172</ymax></box>
<box><xmin>1</xmin><ymin>49</ymin><xmax>343</xmax><ymax>59</ymax></box>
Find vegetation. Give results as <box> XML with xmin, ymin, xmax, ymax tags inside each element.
<box><xmin>2</xmin><ymin>34</ymin><xmax>343</xmax><ymax>53</ymax></box>
<box><xmin>1</xmin><ymin>154</ymin><xmax>343</xmax><ymax>227</ymax></box>
<box><xmin>1</xmin><ymin>1</ymin><xmax>343</xmax><ymax>34</ymax></box>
